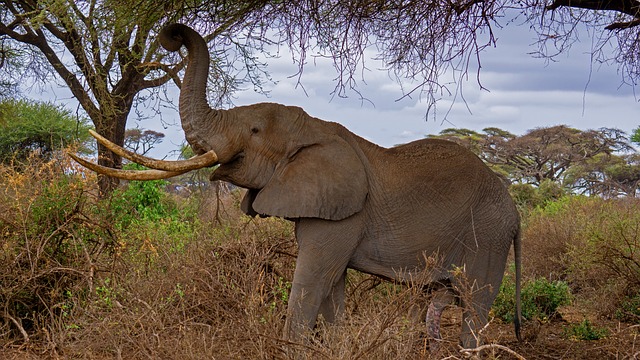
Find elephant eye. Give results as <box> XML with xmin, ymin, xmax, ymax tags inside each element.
<box><xmin>250</xmin><ymin>127</ymin><xmax>260</xmax><ymax>134</ymax></box>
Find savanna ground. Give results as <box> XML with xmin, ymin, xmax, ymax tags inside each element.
<box><xmin>2</xmin><ymin>154</ymin><xmax>640</xmax><ymax>359</ymax></box>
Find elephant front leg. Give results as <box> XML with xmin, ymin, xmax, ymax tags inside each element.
<box><xmin>283</xmin><ymin>281</ymin><xmax>322</xmax><ymax>340</ymax></box>
<box><xmin>282</xmin><ymin>218</ymin><xmax>361</xmax><ymax>342</ymax></box>
<box><xmin>283</xmin><ymin>269</ymin><xmax>348</xmax><ymax>341</ymax></box>
<box><xmin>318</xmin><ymin>271</ymin><xmax>346</xmax><ymax>324</ymax></box>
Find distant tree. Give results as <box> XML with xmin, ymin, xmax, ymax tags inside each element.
<box><xmin>0</xmin><ymin>99</ymin><xmax>91</xmax><ymax>163</ymax></box>
<box><xmin>565</xmin><ymin>153</ymin><xmax>640</xmax><ymax>197</ymax></box>
<box><xmin>433</xmin><ymin>125</ymin><xmax>632</xmax><ymax>187</ymax></box>
<box><xmin>491</xmin><ymin>126</ymin><xmax>631</xmax><ymax>185</ymax></box>
<box><xmin>124</xmin><ymin>128</ymin><xmax>165</xmax><ymax>156</ymax></box>
<box><xmin>632</xmin><ymin>126</ymin><xmax>640</xmax><ymax>146</ymax></box>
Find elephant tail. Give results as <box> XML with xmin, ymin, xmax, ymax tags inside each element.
<box><xmin>513</xmin><ymin>224</ymin><xmax>523</xmax><ymax>342</ymax></box>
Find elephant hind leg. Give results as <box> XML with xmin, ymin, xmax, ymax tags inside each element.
<box><xmin>426</xmin><ymin>287</ymin><xmax>456</xmax><ymax>350</ymax></box>
<box><xmin>459</xmin><ymin>286</ymin><xmax>494</xmax><ymax>349</ymax></box>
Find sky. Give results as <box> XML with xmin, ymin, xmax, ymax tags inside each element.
<box><xmin>30</xmin><ymin>18</ymin><xmax>640</xmax><ymax>158</ymax></box>
<box><xmin>144</xmin><ymin>20</ymin><xmax>638</xmax><ymax>158</ymax></box>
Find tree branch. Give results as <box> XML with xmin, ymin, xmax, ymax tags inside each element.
<box><xmin>547</xmin><ymin>0</ymin><xmax>640</xmax><ymax>30</ymax></box>
<box><xmin>606</xmin><ymin>17</ymin><xmax>640</xmax><ymax>29</ymax></box>
<box><xmin>28</xmin><ymin>29</ymin><xmax>100</xmax><ymax>120</ymax></box>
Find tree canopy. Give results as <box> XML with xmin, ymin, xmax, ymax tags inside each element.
<box><xmin>632</xmin><ymin>126</ymin><xmax>640</xmax><ymax>146</ymax></box>
<box><xmin>124</xmin><ymin>128</ymin><xmax>165</xmax><ymax>156</ymax></box>
<box><xmin>433</xmin><ymin>125</ymin><xmax>639</xmax><ymax>197</ymax></box>
<box><xmin>0</xmin><ymin>98</ymin><xmax>91</xmax><ymax>163</ymax></box>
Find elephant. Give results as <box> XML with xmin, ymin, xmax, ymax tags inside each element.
<box><xmin>71</xmin><ymin>24</ymin><xmax>522</xmax><ymax>349</ymax></box>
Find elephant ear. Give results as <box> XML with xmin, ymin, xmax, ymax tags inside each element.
<box><xmin>250</xmin><ymin>137</ymin><xmax>368</xmax><ymax>220</ymax></box>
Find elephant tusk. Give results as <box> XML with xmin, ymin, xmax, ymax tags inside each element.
<box><xmin>88</xmin><ymin>129</ymin><xmax>218</xmax><ymax>172</ymax></box>
<box><xmin>68</xmin><ymin>153</ymin><xmax>188</xmax><ymax>181</ymax></box>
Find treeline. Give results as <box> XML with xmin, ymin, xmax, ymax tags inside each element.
<box><xmin>430</xmin><ymin>125</ymin><xmax>640</xmax><ymax>198</ymax></box>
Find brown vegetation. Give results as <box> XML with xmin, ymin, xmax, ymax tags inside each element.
<box><xmin>2</xmin><ymin>154</ymin><xmax>640</xmax><ymax>359</ymax></box>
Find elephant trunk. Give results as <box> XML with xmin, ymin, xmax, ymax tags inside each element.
<box><xmin>160</xmin><ymin>24</ymin><xmax>217</xmax><ymax>155</ymax></box>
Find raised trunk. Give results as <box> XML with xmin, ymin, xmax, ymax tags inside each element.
<box><xmin>160</xmin><ymin>24</ymin><xmax>215</xmax><ymax>155</ymax></box>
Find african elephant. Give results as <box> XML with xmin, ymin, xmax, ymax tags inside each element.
<box><xmin>72</xmin><ymin>24</ymin><xmax>522</xmax><ymax>349</ymax></box>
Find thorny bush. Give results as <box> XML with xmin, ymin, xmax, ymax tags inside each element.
<box><xmin>0</xmin><ymin>153</ymin><xmax>107</xmax><ymax>343</ymax></box>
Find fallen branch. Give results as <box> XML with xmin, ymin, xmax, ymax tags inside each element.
<box><xmin>6</xmin><ymin>314</ymin><xmax>29</xmax><ymax>343</ymax></box>
<box><xmin>460</xmin><ymin>343</ymin><xmax>526</xmax><ymax>359</ymax></box>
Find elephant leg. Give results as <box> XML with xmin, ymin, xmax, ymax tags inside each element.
<box><xmin>459</xmin><ymin>250</ymin><xmax>508</xmax><ymax>349</ymax></box>
<box><xmin>459</xmin><ymin>283</ymin><xmax>497</xmax><ymax>349</ymax></box>
<box><xmin>318</xmin><ymin>270</ymin><xmax>346</xmax><ymax>323</ymax></box>
<box><xmin>426</xmin><ymin>287</ymin><xmax>455</xmax><ymax>350</ymax></box>
<box><xmin>283</xmin><ymin>218</ymin><xmax>361</xmax><ymax>341</ymax></box>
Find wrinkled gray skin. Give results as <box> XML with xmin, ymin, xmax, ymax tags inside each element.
<box><xmin>160</xmin><ymin>24</ymin><xmax>522</xmax><ymax>348</ymax></box>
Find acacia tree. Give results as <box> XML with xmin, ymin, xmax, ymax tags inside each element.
<box><xmin>0</xmin><ymin>0</ymin><xmax>275</xmax><ymax>194</ymax></box>
<box><xmin>565</xmin><ymin>153</ymin><xmax>640</xmax><ymax>197</ymax></box>
<box><xmin>124</xmin><ymin>128</ymin><xmax>164</xmax><ymax>156</ymax></box>
<box><xmin>0</xmin><ymin>98</ymin><xmax>91</xmax><ymax>163</ymax></box>
<box><xmin>433</xmin><ymin>125</ymin><xmax>632</xmax><ymax>186</ymax></box>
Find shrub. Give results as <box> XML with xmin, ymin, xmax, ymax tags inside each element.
<box><xmin>509</xmin><ymin>179</ymin><xmax>566</xmax><ymax>216</ymax></box>
<box><xmin>493</xmin><ymin>272</ymin><xmax>572</xmax><ymax>322</ymax></box>
<box><xmin>0</xmin><ymin>154</ymin><xmax>105</xmax><ymax>342</ymax></box>
<box><xmin>616</xmin><ymin>291</ymin><xmax>640</xmax><ymax>324</ymax></box>
<box><xmin>108</xmin><ymin>163</ymin><xmax>177</xmax><ymax>228</ymax></box>
<box><xmin>523</xmin><ymin>196</ymin><xmax>640</xmax><ymax>318</ymax></box>
<box><xmin>563</xmin><ymin>319</ymin><xmax>608</xmax><ymax>341</ymax></box>
<box><xmin>522</xmin><ymin>278</ymin><xmax>572</xmax><ymax>320</ymax></box>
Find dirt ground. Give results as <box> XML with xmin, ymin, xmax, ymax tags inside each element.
<box><xmin>1</xmin><ymin>312</ymin><xmax>638</xmax><ymax>359</ymax></box>
<box><xmin>435</xmin><ymin>306</ymin><xmax>640</xmax><ymax>359</ymax></box>
<box><xmin>487</xmin><ymin>321</ymin><xmax>639</xmax><ymax>359</ymax></box>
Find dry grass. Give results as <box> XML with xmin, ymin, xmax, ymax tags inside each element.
<box><xmin>4</xmin><ymin>155</ymin><xmax>640</xmax><ymax>359</ymax></box>
<box><xmin>523</xmin><ymin>196</ymin><xmax>640</xmax><ymax>318</ymax></box>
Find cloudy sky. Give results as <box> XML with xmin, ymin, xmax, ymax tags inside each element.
<box><xmin>31</xmin><ymin>17</ymin><xmax>639</xmax><ymax>158</ymax></box>
<box><xmin>137</xmin><ymin>18</ymin><xmax>638</xmax><ymax>158</ymax></box>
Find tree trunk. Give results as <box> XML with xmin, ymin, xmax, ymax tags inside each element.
<box><xmin>94</xmin><ymin>97</ymin><xmax>132</xmax><ymax>197</ymax></box>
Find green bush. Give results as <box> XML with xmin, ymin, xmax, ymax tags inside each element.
<box><xmin>0</xmin><ymin>99</ymin><xmax>92</xmax><ymax>164</ymax></box>
<box><xmin>509</xmin><ymin>179</ymin><xmax>566</xmax><ymax>215</ymax></box>
<box><xmin>563</xmin><ymin>319</ymin><xmax>608</xmax><ymax>340</ymax></box>
<box><xmin>523</xmin><ymin>278</ymin><xmax>572</xmax><ymax>320</ymax></box>
<box><xmin>615</xmin><ymin>292</ymin><xmax>640</xmax><ymax>323</ymax></box>
<box><xmin>108</xmin><ymin>163</ymin><xmax>177</xmax><ymax>228</ymax></box>
<box><xmin>493</xmin><ymin>273</ymin><xmax>572</xmax><ymax>322</ymax></box>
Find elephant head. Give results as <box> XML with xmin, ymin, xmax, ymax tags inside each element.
<box><xmin>72</xmin><ymin>24</ymin><xmax>368</xmax><ymax>221</ymax></box>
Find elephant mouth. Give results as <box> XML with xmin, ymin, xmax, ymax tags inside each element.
<box><xmin>69</xmin><ymin>130</ymin><xmax>219</xmax><ymax>180</ymax></box>
<box><xmin>209</xmin><ymin>151</ymin><xmax>245</xmax><ymax>180</ymax></box>
<box><xmin>220</xmin><ymin>151</ymin><xmax>244</xmax><ymax>168</ymax></box>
